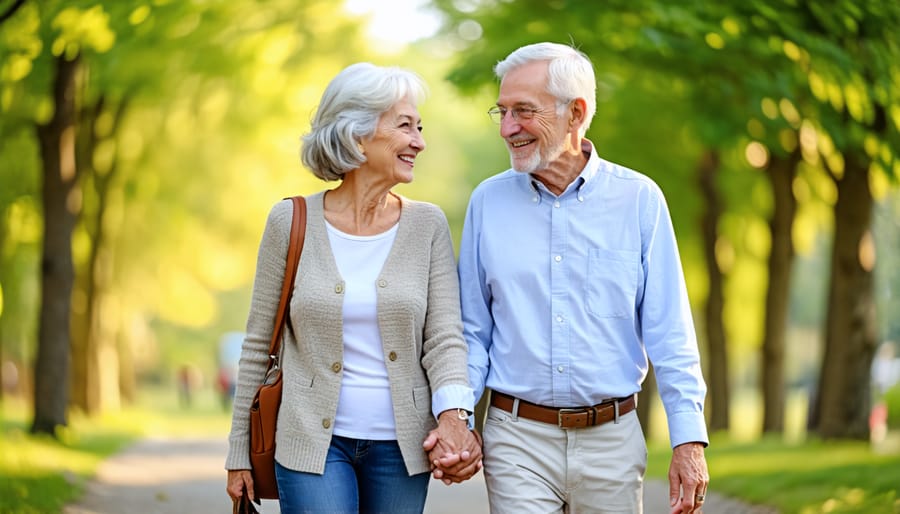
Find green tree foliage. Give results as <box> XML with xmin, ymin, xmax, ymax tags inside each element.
<box><xmin>0</xmin><ymin>0</ymin><xmax>374</xmax><ymax>431</ymax></box>
<box><xmin>0</xmin><ymin>0</ymin><xmax>505</xmax><ymax>431</ymax></box>
<box><xmin>429</xmin><ymin>0</ymin><xmax>900</xmax><ymax>439</ymax></box>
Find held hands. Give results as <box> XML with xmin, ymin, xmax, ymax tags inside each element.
<box><xmin>668</xmin><ymin>442</ymin><xmax>709</xmax><ymax>514</ymax></box>
<box><xmin>422</xmin><ymin>410</ymin><xmax>483</xmax><ymax>485</ymax></box>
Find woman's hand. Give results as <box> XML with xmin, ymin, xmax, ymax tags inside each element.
<box><xmin>226</xmin><ymin>469</ymin><xmax>255</xmax><ymax>502</ymax></box>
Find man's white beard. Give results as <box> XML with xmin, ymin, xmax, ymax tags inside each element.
<box><xmin>511</xmin><ymin>150</ymin><xmax>541</xmax><ymax>174</ymax></box>
<box><xmin>510</xmin><ymin>138</ymin><xmax>566</xmax><ymax>174</ymax></box>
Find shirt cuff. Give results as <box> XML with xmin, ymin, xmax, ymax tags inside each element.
<box><xmin>432</xmin><ymin>384</ymin><xmax>475</xmax><ymax>421</ymax></box>
<box><xmin>667</xmin><ymin>410</ymin><xmax>710</xmax><ymax>448</ymax></box>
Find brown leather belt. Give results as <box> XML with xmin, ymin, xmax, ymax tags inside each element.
<box><xmin>490</xmin><ymin>391</ymin><xmax>637</xmax><ymax>429</ymax></box>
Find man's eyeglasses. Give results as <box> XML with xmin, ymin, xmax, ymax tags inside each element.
<box><xmin>487</xmin><ymin>106</ymin><xmax>546</xmax><ymax>124</ymax></box>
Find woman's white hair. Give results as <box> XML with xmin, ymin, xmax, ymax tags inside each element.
<box><xmin>494</xmin><ymin>42</ymin><xmax>596</xmax><ymax>133</ymax></box>
<box><xmin>301</xmin><ymin>63</ymin><xmax>428</xmax><ymax>181</ymax></box>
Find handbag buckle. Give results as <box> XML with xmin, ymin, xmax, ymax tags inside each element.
<box><xmin>263</xmin><ymin>355</ymin><xmax>280</xmax><ymax>385</ymax></box>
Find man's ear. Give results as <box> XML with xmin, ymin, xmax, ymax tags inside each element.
<box><xmin>569</xmin><ymin>98</ymin><xmax>588</xmax><ymax>130</ymax></box>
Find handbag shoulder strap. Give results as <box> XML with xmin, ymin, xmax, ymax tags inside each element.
<box><xmin>265</xmin><ymin>195</ymin><xmax>307</xmax><ymax>364</ymax></box>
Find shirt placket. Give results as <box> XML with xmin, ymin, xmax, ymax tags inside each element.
<box><xmin>549</xmin><ymin>193</ymin><xmax>571</xmax><ymax>406</ymax></box>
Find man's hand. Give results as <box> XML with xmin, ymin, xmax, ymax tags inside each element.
<box><xmin>422</xmin><ymin>410</ymin><xmax>483</xmax><ymax>484</ymax></box>
<box><xmin>668</xmin><ymin>442</ymin><xmax>709</xmax><ymax>514</ymax></box>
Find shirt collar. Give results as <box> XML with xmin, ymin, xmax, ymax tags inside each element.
<box><xmin>578</xmin><ymin>138</ymin><xmax>602</xmax><ymax>187</ymax></box>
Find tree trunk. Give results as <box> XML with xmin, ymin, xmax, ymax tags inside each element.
<box><xmin>69</xmin><ymin>272</ymin><xmax>92</xmax><ymax>412</ymax></box>
<box><xmin>0</xmin><ymin>215</ymin><xmax>6</xmax><ymax>404</ymax></box>
<box><xmin>812</xmin><ymin>152</ymin><xmax>878</xmax><ymax>439</ymax></box>
<box><xmin>761</xmin><ymin>147</ymin><xmax>800</xmax><ymax>434</ymax></box>
<box><xmin>71</xmin><ymin>95</ymin><xmax>120</xmax><ymax>415</ymax></box>
<box><xmin>697</xmin><ymin>150</ymin><xmax>728</xmax><ymax>432</ymax></box>
<box><xmin>84</xmin><ymin>95</ymin><xmax>130</xmax><ymax>414</ymax></box>
<box><xmin>0</xmin><ymin>328</ymin><xmax>5</xmax><ymax>404</ymax></box>
<box><xmin>118</xmin><ymin>328</ymin><xmax>137</xmax><ymax>404</ymax></box>
<box><xmin>32</xmin><ymin>54</ymin><xmax>81</xmax><ymax>435</ymax></box>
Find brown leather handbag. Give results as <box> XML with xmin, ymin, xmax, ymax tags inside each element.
<box><xmin>248</xmin><ymin>195</ymin><xmax>306</xmax><ymax>500</ymax></box>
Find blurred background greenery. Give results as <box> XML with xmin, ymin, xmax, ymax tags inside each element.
<box><xmin>1</xmin><ymin>0</ymin><xmax>899</xmax><ymax>511</ymax></box>
<box><xmin>0</xmin><ymin>0</ymin><xmax>510</xmax><ymax>426</ymax></box>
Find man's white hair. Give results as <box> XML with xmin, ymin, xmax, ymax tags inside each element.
<box><xmin>494</xmin><ymin>42</ymin><xmax>596</xmax><ymax>134</ymax></box>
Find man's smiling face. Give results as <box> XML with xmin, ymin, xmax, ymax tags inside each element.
<box><xmin>496</xmin><ymin>60</ymin><xmax>568</xmax><ymax>174</ymax></box>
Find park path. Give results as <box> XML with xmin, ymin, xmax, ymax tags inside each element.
<box><xmin>63</xmin><ymin>436</ymin><xmax>776</xmax><ymax>513</ymax></box>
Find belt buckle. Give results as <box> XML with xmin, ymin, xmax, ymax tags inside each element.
<box><xmin>557</xmin><ymin>407</ymin><xmax>593</xmax><ymax>429</ymax></box>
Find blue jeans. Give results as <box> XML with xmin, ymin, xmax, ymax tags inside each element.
<box><xmin>275</xmin><ymin>435</ymin><xmax>430</xmax><ymax>514</ymax></box>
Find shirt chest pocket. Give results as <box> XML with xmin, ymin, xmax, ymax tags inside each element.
<box><xmin>585</xmin><ymin>248</ymin><xmax>640</xmax><ymax>318</ymax></box>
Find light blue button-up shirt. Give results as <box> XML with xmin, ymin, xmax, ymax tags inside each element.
<box><xmin>458</xmin><ymin>140</ymin><xmax>708</xmax><ymax>447</ymax></box>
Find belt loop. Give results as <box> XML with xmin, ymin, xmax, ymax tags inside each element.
<box><xmin>614</xmin><ymin>399</ymin><xmax>620</xmax><ymax>424</ymax></box>
<box><xmin>511</xmin><ymin>398</ymin><xmax>520</xmax><ymax>422</ymax></box>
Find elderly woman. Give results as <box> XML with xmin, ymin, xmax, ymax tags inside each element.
<box><xmin>225</xmin><ymin>63</ymin><xmax>481</xmax><ymax>513</ymax></box>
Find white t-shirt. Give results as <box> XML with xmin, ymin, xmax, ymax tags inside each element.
<box><xmin>326</xmin><ymin>220</ymin><xmax>399</xmax><ymax>440</ymax></box>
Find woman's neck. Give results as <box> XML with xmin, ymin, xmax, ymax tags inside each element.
<box><xmin>323</xmin><ymin>177</ymin><xmax>400</xmax><ymax>235</ymax></box>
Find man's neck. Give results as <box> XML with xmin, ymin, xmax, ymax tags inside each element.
<box><xmin>531</xmin><ymin>139</ymin><xmax>589</xmax><ymax>196</ymax></box>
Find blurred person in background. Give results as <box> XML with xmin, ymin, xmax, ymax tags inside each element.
<box><xmin>176</xmin><ymin>364</ymin><xmax>200</xmax><ymax>409</ymax></box>
<box><xmin>216</xmin><ymin>332</ymin><xmax>243</xmax><ymax>410</ymax></box>
<box><xmin>225</xmin><ymin>62</ymin><xmax>481</xmax><ymax>514</ymax></box>
<box><xmin>430</xmin><ymin>42</ymin><xmax>710</xmax><ymax>514</ymax></box>
<box><xmin>870</xmin><ymin>341</ymin><xmax>900</xmax><ymax>444</ymax></box>
<box><xmin>872</xmin><ymin>341</ymin><xmax>900</xmax><ymax>396</ymax></box>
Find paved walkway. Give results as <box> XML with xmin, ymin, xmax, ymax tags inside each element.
<box><xmin>64</xmin><ymin>437</ymin><xmax>777</xmax><ymax>513</ymax></box>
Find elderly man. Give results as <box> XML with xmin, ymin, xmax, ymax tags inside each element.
<box><xmin>430</xmin><ymin>42</ymin><xmax>710</xmax><ymax>514</ymax></box>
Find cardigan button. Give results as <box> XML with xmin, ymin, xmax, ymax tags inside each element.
<box><xmin>388</xmin><ymin>351</ymin><xmax>398</xmax><ymax>361</ymax></box>
<box><xmin>322</xmin><ymin>418</ymin><xmax>331</xmax><ymax>429</ymax></box>
<box><xmin>331</xmin><ymin>362</ymin><xmax>342</xmax><ymax>373</ymax></box>
<box><xmin>377</xmin><ymin>279</ymin><xmax>387</xmax><ymax>288</ymax></box>
<box><xmin>335</xmin><ymin>283</ymin><xmax>344</xmax><ymax>293</ymax></box>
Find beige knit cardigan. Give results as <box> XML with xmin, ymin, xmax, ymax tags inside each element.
<box><xmin>225</xmin><ymin>191</ymin><xmax>470</xmax><ymax>476</ymax></box>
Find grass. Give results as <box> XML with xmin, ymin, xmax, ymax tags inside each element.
<box><xmin>643</xmin><ymin>389</ymin><xmax>900</xmax><ymax>513</ymax></box>
<box><xmin>0</xmin><ymin>402</ymin><xmax>141</xmax><ymax>513</ymax></box>
<box><xmin>648</xmin><ymin>436</ymin><xmax>900</xmax><ymax>513</ymax></box>
<box><xmin>0</xmin><ymin>385</ymin><xmax>231</xmax><ymax>514</ymax></box>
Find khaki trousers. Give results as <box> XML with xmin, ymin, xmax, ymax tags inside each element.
<box><xmin>482</xmin><ymin>403</ymin><xmax>646</xmax><ymax>514</ymax></box>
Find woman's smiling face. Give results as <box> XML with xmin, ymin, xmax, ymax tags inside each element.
<box><xmin>361</xmin><ymin>99</ymin><xmax>425</xmax><ymax>185</ymax></box>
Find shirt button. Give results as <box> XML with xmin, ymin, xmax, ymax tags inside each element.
<box><xmin>331</xmin><ymin>362</ymin><xmax>342</xmax><ymax>373</ymax></box>
<box><xmin>553</xmin><ymin>201</ymin><xmax>560</xmax><ymax>208</ymax></box>
<box><xmin>322</xmin><ymin>418</ymin><xmax>331</xmax><ymax>429</ymax></box>
<box><xmin>378</xmin><ymin>279</ymin><xmax>387</xmax><ymax>288</ymax></box>
<box><xmin>388</xmin><ymin>351</ymin><xmax>398</xmax><ymax>361</ymax></box>
<box><xmin>554</xmin><ymin>255</ymin><xmax>562</xmax><ymax>262</ymax></box>
<box><xmin>556</xmin><ymin>315</ymin><xmax>564</xmax><ymax>323</ymax></box>
<box><xmin>532</xmin><ymin>196</ymin><xmax>539</xmax><ymax>203</ymax></box>
<box><xmin>557</xmin><ymin>365</ymin><xmax>564</xmax><ymax>373</ymax></box>
<box><xmin>335</xmin><ymin>283</ymin><xmax>344</xmax><ymax>293</ymax></box>
<box><xmin>578</xmin><ymin>195</ymin><xmax>584</xmax><ymax>202</ymax></box>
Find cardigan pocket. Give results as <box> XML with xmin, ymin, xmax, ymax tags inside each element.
<box><xmin>412</xmin><ymin>385</ymin><xmax>432</xmax><ymax>414</ymax></box>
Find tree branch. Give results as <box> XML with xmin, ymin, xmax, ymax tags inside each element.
<box><xmin>0</xmin><ymin>0</ymin><xmax>27</xmax><ymax>25</ymax></box>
